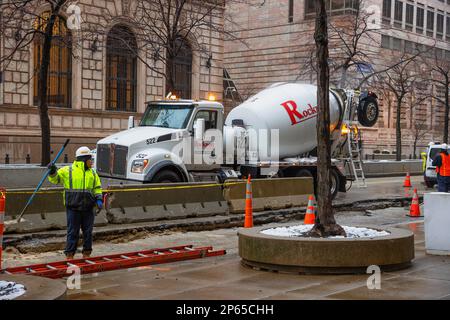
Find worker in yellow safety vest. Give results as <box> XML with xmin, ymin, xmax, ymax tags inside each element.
<box><xmin>48</xmin><ymin>146</ymin><xmax>102</xmax><ymax>259</ymax></box>
<box><xmin>432</xmin><ymin>144</ymin><xmax>450</xmax><ymax>193</ymax></box>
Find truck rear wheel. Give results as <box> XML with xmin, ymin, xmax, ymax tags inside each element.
<box><xmin>295</xmin><ymin>169</ymin><xmax>314</xmax><ymax>179</ymax></box>
<box><xmin>358</xmin><ymin>96</ymin><xmax>379</xmax><ymax>127</ymax></box>
<box><xmin>295</xmin><ymin>168</ymin><xmax>339</xmax><ymax>200</ymax></box>
<box><xmin>151</xmin><ymin>170</ymin><xmax>182</xmax><ymax>183</ymax></box>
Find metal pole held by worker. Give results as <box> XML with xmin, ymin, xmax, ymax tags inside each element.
<box><xmin>16</xmin><ymin>139</ymin><xmax>70</xmax><ymax>223</ymax></box>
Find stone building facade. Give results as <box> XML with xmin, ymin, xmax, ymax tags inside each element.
<box><xmin>224</xmin><ymin>0</ymin><xmax>450</xmax><ymax>156</ymax></box>
<box><xmin>0</xmin><ymin>0</ymin><xmax>224</xmax><ymax>163</ymax></box>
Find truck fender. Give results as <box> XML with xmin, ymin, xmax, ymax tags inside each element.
<box><xmin>144</xmin><ymin>160</ymin><xmax>189</xmax><ymax>182</ymax></box>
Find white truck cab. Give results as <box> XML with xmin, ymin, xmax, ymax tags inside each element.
<box><xmin>424</xmin><ymin>142</ymin><xmax>450</xmax><ymax>188</ymax></box>
<box><xmin>96</xmin><ymin>99</ymin><xmax>224</xmax><ymax>183</ymax></box>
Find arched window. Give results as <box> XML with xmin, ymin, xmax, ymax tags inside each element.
<box><xmin>166</xmin><ymin>38</ymin><xmax>192</xmax><ymax>99</ymax></box>
<box><xmin>106</xmin><ymin>25</ymin><xmax>137</xmax><ymax>112</ymax></box>
<box><xmin>33</xmin><ymin>12</ymin><xmax>72</xmax><ymax>108</ymax></box>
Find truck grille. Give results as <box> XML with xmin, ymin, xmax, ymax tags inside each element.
<box><xmin>96</xmin><ymin>144</ymin><xmax>128</xmax><ymax>177</ymax></box>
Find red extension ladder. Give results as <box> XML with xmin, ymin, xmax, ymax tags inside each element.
<box><xmin>1</xmin><ymin>245</ymin><xmax>226</xmax><ymax>279</ymax></box>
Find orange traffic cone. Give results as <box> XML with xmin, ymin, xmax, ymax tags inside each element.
<box><xmin>407</xmin><ymin>188</ymin><xmax>423</xmax><ymax>217</ymax></box>
<box><xmin>403</xmin><ymin>172</ymin><xmax>412</xmax><ymax>187</ymax></box>
<box><xmin>304</xmin><ymin>195</ymin><xmax>316</xmax><ymax>225</ymax></box>
<box><xmin>244</xmin><ymin>175</ymin><xmax>253</xmax><ymax>228</ymax></box>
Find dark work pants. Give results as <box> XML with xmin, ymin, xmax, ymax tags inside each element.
<box><xmin>437</xmin><ymin>175</ymin><xmax>450</xmax><ymax>193</ymax></box>
<box><xmin>65</xmin><ymin>208</ymin><xmax>95</xmax><ymax>256</ymax></box>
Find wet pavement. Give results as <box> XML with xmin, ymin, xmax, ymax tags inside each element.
<box><xmin>3</xmin><ymin>175</ymin><xmax>449</xmax><ymax>300</ymax></box>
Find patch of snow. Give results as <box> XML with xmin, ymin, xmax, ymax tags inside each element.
<box><xmin>261</xmin><ymin>225</ymin><xmax>390</xmax><ymax>239</ymax></box>
<box><xmin>0</xmin><ymin>281</ymin><xmax>26</xmax><ymax>300</ymax></box>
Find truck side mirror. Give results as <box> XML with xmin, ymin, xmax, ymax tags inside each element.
<box><xmin>194</xmin><ymin>118</ymin><xmax>205</xmax><ymax>140</ymax></box>
<box><xmin>128</xmin><ymin>116</ymin><xmax>135</xmax><ymax>129</ymax></box>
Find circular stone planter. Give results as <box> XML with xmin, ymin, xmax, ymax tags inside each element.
<box><xmin>238</xmin><ymin>225</ymin><xmax>414</xmax><ymax>274</ymax></box>
<box><xmin>0</xmin><ymin>275</ymin><xmax>67</xmax><ymax>300</ymax></box>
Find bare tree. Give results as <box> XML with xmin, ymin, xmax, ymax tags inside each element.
<box><xmin>424</xmin><ymin>49</ymin><xmax>450</xmax><ymax>143</ymax></box>
<box><xmin>327</xmin><ymin>0</ymin><xmax>380</xmax><ymax>88</ymax></box>
<box><xmin>297</xmin><ymin>0</ymin><xmax>423</xmax><ymax>90</ymax></box>
<box><xmin>379</xmin><ymin>56</ymin><xmax>419</xmax><ymax>161</ymax></box>
<box><xmin>0</xmin><ymin>0</ymin><xmax>71</xmax><ymax>165</ymax></box>
<box><xmin>308</xmin><ymin>0</ymin><xmax>345</xmax><ymax>238</ymax></box>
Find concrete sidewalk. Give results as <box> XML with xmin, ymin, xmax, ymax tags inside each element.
<box><xmin>57</xmin><ymin>221</ymin><xmax>450</xmax><ymax>300</ymax></box>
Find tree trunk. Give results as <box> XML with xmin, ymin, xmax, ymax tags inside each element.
<box><xmin>308</xmin><ymin>0</ymin><xmax>345</xmax><ymax>238</ymax></box>
<box><xmin>38</xmin><ymin>14</ymin><xmax>58</xmax><ymax>166</ymax></box>
<box><xmin>444</xmin><ymin>75</ymin><xmax>449</xmax><ymax>144</ymax></box>
<box><xmin>396</xmin><ymin>99</ymin><xmax>402</xmax><ymax>162</ymax></box>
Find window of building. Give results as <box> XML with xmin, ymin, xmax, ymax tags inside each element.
<box><xmin>405</xmin><ymin>3</ymin><xmax>414</xmax><ymax>31</ymax></box>
<box><xmin>166</xmin><ymin>38</ymin><xmax>192</xmax><ymax>99</ymax></box>
<box><xmin>394</xmin><ymin>1</ymin><xmax>403</xmax><ymax>28</ymax></box>
<box><xmin>33</xmin><ymin>12</ymin><xmax>72</xmax><ymax>108</ymax></box>
<box><xmin>106</xmin><ymin>25</ymin><xmax>137</xmax><ymax>112</ymax></box>
<box><xmin>393</xmin><ymin>37</ymin><xmax>402</xmax><ymax>51</ymax></box>
<box><xmin>382</xmin><ymin>0</ymin><xmax>392</xmax><ymax>24</ymax></box>
<box><xmin>446</xmin><ymin>50</ymin><xmax>450</xmax><ymax>61</ymax></box>
<box><xmin>416</xmin><ymin>6</ymin><xmax>424</xmax><ymax>33</ymax></box>
<box><xmin>332</xmin><ymin>0</ymin><xmax>345</xmax><ymax>10</ymax></box>
<box><xmin>305</xmin><ymin>0</ymin><xmax>316</xmax><ymax>16</ymax></box>
<box><xmin>381</xmin><ymin>34</ymin><xmax>391</xmax><ymax>49</ymax></box>
<box><xmin>288</xmin><ymin>0</ymin><xmax>294</xmax><ymax>23</ymax></box>
<box><xmin>304</xmin><ymin>0</ymin><xmax>357</xmax><ymax>18</ymax></box>
<box><xmin>446</xmin><ymin>15</ymin><xmax>450</xmax><ymax>42</ymax></box>
<box><xmin>436</xmin><ymin>12</ymin><xmax>444</xmax><ymax>38</ymax></box>
<box><xmin>427</xmin><ymin>9</ymin><xmax>434</xmax><ymax>37</ymax></box>
<box><xmin>404</xmin><ymin>40</ymin><xmax>415</xmax><ymax>53</ymax></box>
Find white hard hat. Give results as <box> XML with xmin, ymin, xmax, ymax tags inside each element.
<box><xmin>75</xmin><ymin>146</ymin><xmax>92</xmax><ymax>158</ymax></box>
<box><xmin>442</xmin><ymin>143</ymin><xmax>448</xmax><ymax>149</ymax></box>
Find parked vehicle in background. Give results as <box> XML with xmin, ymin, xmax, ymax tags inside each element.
<box><xmin>424</xmin><ymin>143</ymin><xmax>450</xmax><ymax>188</ymax></box>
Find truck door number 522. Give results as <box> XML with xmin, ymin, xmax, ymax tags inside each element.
<box><xmin>146</xmin><ymin>138</ymin><xmax>156</xmax><ymax>145</ymax></box>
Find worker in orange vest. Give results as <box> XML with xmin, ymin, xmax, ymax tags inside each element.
<box><xmin>432</xmin><ymin>143</ymin><xmax>450</xmax><ymax>192</ymax></box>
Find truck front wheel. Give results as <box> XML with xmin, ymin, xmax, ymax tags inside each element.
<box><xmin>151</xmin><ymin>170</ymin><xmax>182</xmax><ymax>183</ymax></box>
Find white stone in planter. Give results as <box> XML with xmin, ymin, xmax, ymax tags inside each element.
<box><xmin>261</xmin><ymin>225</ymin><xmax>390</xmax><ymax>238</ymax></box>
<box><xmin>425</xmin><ymin>192</ymin><xmax>450</xmax><ymax>255</ymax></box>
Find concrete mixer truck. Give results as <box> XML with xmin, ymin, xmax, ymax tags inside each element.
<box><xmin>95</xmin><ymin>83</ymin><xmax>379</xmax><ymax>198</ymax></box>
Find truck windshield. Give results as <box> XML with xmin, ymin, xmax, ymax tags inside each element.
<box><xmin>140</xmin><ymin>104</ymin><xmax>194</xmax><ymax>129</ymax></box>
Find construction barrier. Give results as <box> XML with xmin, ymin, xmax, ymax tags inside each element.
<box><xmin>223</xmin><ymin>177</ymin><xmax>314</xmax><ymax>213</ymax></box>
<box><xmin>104</xmin><ymin>182</ymin><xmax>228</xmax><ymax>224</ymax></box>
<box><xmin>2</xmin><ymin>187</ymin><xmax>108</xmax><ymax>234</ymax></box>
<box><xmin>2</xmin><ymin>177</ymin><xmax>314</xmax><ymax>233</ymax></box>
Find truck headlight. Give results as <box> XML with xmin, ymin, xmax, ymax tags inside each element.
<box><xmin>131</xmin><ymin>159</ymin><xmax>149</xmax><ymax>173</ymax></box>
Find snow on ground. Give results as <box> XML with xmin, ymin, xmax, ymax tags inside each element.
<box><xmin>0</xmin><ymin>281</ymin><xmax>26</xmax><ymax>300</ymax></box>
<box><xmin>261</xmin><ymin>225</ymin><xmax>390</xmax><ymax>238</ymax></box>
